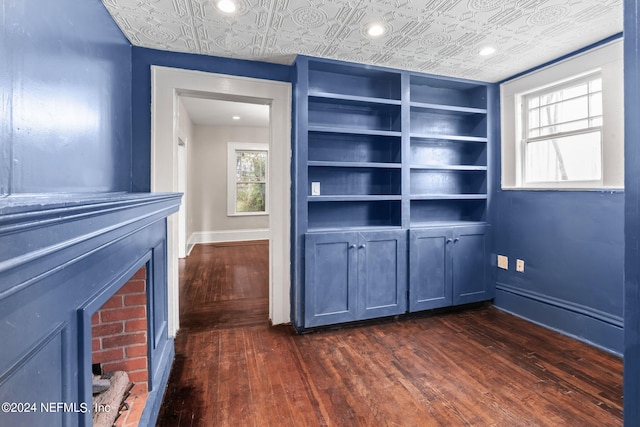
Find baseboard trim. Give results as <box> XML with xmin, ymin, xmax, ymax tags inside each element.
<box><xmin>187</xmin><ymin>229</ymin><xmax>269</xmax><ymax>249</ymax></box>
<box><xmin>496</xmin><ymin>282</ymin><xmax>623</xmax><ymax>327</ymax></box>
<box><xmin>495</xmin><ymin>283</ymin><xmax>623</xmax><ymax>355</ymax></box>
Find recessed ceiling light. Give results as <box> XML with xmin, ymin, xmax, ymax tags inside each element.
<box><xmin>366</xmin><ymin>23</ymin><xmax>387</xmax><ymax>38</ymax></box>
<box><xmin>216</xmin><ymin>0</ymin><xmax>237</xmax><ymax>14</ymax></box>
<box><xmin>479</xmin><ymin>46</ymin><xmax>497</xmax><ymax>56</ymax></box>
<box><xmin>232</xmin><ymin>116</ymin><xmax>240</xmax><ymax>120</ymax></box>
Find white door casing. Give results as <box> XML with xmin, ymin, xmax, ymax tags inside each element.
<box><xmin>177</xmin><ymin>137</ymin><xmax>187</xmax><ymax>259</ymax></box>
<box><xmin>151</xmin><ymin>66</ymin><xmax>292</xmax><ymax>335</ymax></box>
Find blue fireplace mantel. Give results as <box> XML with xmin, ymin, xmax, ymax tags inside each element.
<box><xmin>0</xmin><ymin>192</ymin><xmax>181</xmax><ymax>426</ymax></box>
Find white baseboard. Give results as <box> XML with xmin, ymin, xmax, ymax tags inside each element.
<box><xmin>187</xmin><ymin>229</ymin><xmax>269</xmax><ymax>251</ymax></box>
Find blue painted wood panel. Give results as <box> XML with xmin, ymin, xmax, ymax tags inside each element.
<box><xmin>410</xmin><ymin>200</ymin><xmax>486</xmax><ymax>225</ymax></box>
<box><xmin>308</xmin><ymin>61</ymin><xmax>401</xmax><ymax>100</ymax></box>
<box><xmin>409</xmin><ymin>228</ymin><xmax>451</xmax><ymax>311</ymax></box>
<box><xmin>0</xmin><ymin>325</ymin><xmax>67</xmax><ymax>426</ymax></box>
<box><xmin>307</xmin><ymin>200</ymin><xmax>402</xmax><ymax>231</ymax></box>
<box><xmin>0</xmin><ymin>194</ymin><xmax>180</xmax><ymax>427</ymax></box>
<box><xmin>411</xmin><ymin>139</ymin><xmax>486</xmax><ymax>167</ymax></box>
<box><xmin>452</xmin><ymin>225</ymin><xmax>491</xmax><ymax>304</ymax></box>
<box><xmin>308</xmin><ymin>132</ymin><xmax>401</xmax><ymax>164</ymax></box>
<box><xmin>304</xmin><ymin>230</ymin><xmax>407</xmax><ymax>327</ymax></box>
<box><xmin>357</xmin><ymin>230</ymin><xmax>407</xmax><ymax>319</ymax></box>
<box><xmin>410</xmin><ymin>109</ymin><xmax>487</xmax><ymax>138</ymax></box>
<box><xmin>304</xmin><ymin>232</ymin><xmax>358</xmax><ymax>327</ymax></box>
<box><xmin>1</xmin><ymin>0</ymin><xmax>132</xmax><ymax>195</ymax></box>
<box><xmin>308</xmin><ymin>100</ymin><xmax>402</xmax><ymax>133</ymax></box>
<box><xmin>410</xmin><ymin>225</ymin><xmax>490</xmax><ymax>311</ymax></box>
<box><xmin>410</xmin><ymin>76</ymin><xmax>487</xmax><ymax>109</ymax></box>
<box><xmin>410</xmin><ymin>170</ymin><xmax>487</xmax><ymax>195</ymax></box>
<box><xmin>308</xmin><ymin>167</ymin><xmax>401</xmax><ymax>196</ymax></box>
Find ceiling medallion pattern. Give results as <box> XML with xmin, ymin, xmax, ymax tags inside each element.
<box><xmin>102</xmin><ymin>0</ymin><xmax>622</xmax><ymax>82</ymax></box>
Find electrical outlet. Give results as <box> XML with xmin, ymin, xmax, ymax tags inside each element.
<box><xmin>497</xmin><ymin>255</ymin><xmax>508</xmax><ymax>270</ymax></box>
<box><xmin>311</xmin><ymin>182</ymin><xmax>321</xmax><ymax>196</ymax></box>
<box><xmin>516</xmin><ymin>259</ymin><xmax>525</xmax><ymax>273</ymax></box>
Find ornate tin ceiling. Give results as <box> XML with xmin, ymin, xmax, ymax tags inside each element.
<box><xmin>102</xmin><ymin>0</ymin><xmax>622</xmax><ymax>82</ymax></box>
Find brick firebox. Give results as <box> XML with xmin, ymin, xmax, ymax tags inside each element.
<box><xmin>91</xmin><ymin>266</ymin><xmax>149</xmax><ymax>426</ymax></box>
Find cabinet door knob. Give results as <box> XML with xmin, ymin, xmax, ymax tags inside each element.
<box><xmin>454</xmin><ymin>237</ymin><xmax>459</xmax><ymax>243</ymax></box>
<box><xmin>349</xmin><ymin>244</ymin><xmax>356</xmax><ymax>249</ymax></box>
<box><xmin>446</xmin><ymin>239</ymin><xmax>453</xmax><ymax>244</ymax></box>
<box><xmin>359</xmin><ymin>244</ymin><xmax>366</xmax><ymax>249</ymax></box>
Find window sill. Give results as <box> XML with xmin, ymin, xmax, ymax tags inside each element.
<box><xmin>227</xmin><ymin>212</ymin><xmax>269</xmax><ymax>217</ymax></box>
<box><xmin>501</xmin><ymin>186</ymin><xmax>624</xmax><ymax>193</ymax></box>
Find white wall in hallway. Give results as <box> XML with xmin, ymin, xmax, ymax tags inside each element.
<box><xmin>190</xmin><ymin>125</ymin><xmax>269</xmax><ymax>236</ymax></box>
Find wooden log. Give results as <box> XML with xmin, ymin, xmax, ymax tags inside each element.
<box><xmin>93</xmin><ymin>371</ymin><xmax>129</xmax><ymax>427</ymax></box>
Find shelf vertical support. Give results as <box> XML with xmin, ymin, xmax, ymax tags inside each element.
<box><xmin>401</xmin><ymin>72</ymin><xmax>412</xmax><ymax>229</ymax></box>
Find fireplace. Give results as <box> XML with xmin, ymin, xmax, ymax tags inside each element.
<box><xmin>0</xmin><ymin>193</ymin><xmax>181</xmax><ymax>426</ymax></box>
<box><xmin>91</xmin><ymin>266</ymin><xmax>149</xmax><ymax>426</ymax></box>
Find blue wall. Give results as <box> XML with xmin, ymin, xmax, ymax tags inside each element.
<box><xmin>493</xmin><ymin>190</ymin><xmax>624</xmax><ymax>353</ymax></box>
<box><xmin>1</xmin><ymin>0</ymin><xmax>133</xmax><ymax>194</ymax></box>
<box><xmin>130</xmin><ymin>47</ymin><xmax>292</xmax><ymax>192</ymax></box>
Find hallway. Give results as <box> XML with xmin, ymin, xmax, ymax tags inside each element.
<box><xmin>156</xmin><ymin>241</ymin><xmax>622</xmax><ymax>426</ymax></box>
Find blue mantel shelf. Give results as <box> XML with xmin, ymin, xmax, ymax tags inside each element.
<box><xmin>0</xmin><ymin>192</ymin><xmax>181</xmax><ymax>426</ymax></box>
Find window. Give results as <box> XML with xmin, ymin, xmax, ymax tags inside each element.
<box><xmin>227</xmin><ymin>143</ymin><xmax>268</xmax><ymax>216</ymax></box>
<box><xmin>521</xmin><ymin>72</ymin><xmax>603</xmax><ymax>184</ymax></box>
<box><xmin>500</xmin><ymin>39</ymin><xmax>623</xmax><ymax>190</ymax></box>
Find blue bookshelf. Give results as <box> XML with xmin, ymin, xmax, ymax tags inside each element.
<box><xmin>295</xmin><ymin>56</ymin><xmax>492</xmax><ymax>328</ymax></box>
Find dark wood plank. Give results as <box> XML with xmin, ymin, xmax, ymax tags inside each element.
<box><xmin>158</xmin><ymin>241</ymin><xmax>622</xmax><ymax>426</ymax></box>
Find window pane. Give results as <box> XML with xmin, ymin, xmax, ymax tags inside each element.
<box><xmin>557</xmin><ymin>82</ymin><xmax>588</xmax><ymax>101</ymax></box>
<box><xmin>539</xmin><ymin>119</ymin><xmax>589</xmax><ymax>136</ymax></box>
<box><xmin>236</xmin><ymin>150</ymin><xmax>267</xmax><ymax>183</ymax></box>
<box><xmin>528</xmin><ymin>109</ymin><xmax>539</xmax><ymax>129</ymax></box>
<box><xmin>236</xmin><ymin>183</ymin><xmax>266</xmax><ymax>213</ymax></box>
<box><xmin>528</xmin><ymin>97</ymin><xmax>539</xmax><ymax>108</ymax></box>
<box><xmin>590</xmin><ymin>93</ymin><xmax>603</xmax><ymax>116</ymax></box>
<box><xmin>539</xmin><ymin>96</ymin><xmax>589</xmax><ymax>127</ymax></box>
<box><xmin>525</xmin><ymin>131</ymin><xmax>601</xmax><ymax>183</ymax></box>
<box><xmin>589</xmin><ymin>78</ymin><xmax>602</xmax><ymax>92</ymax></box>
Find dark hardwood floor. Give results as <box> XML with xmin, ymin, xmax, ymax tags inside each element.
<box><xmin>157</xmin><ymin>241</ymin><xmax>623</xmax><ymax>426</ymax></box>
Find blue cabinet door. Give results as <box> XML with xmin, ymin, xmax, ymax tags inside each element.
<box><xmin>409</xmin><ymin>228</ymin><xmax>453</xmax><ymax>311</ymax></box>
<box><xmin>305</xmin><ymin>232</ymin><xmax>358</xmax><ymax>327</ymax></box>
<box><xmin>452</xmin><ymin>225</ymin><xmax>491</xmax><ymax>305</ymax></box>
<box><xmin>357</xmin><ymin>230</ymin><xmax>407</xmax><ymax>320</ymax></box>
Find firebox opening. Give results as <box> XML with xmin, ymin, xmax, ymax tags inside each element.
<box><xmin>91</xmin><ymin>265</ymin><xmax>150</xmax><ymax>427</ymax></box>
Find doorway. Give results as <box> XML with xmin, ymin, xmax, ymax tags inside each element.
<box><xmin>151</xmin><ymin>66</ymin><xmax>292</xmax><ymax>335</ymax></box>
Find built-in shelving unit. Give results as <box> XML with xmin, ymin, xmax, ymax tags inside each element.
<box><xmin>305</xmin><ymin>60</ymin><xmax>403</xmax><ymax>232</ymax></box>
<box><xmin>295</xmin><ymin>56</ymin><xmax>492</xmax><ymax>328</ymax></box>
<box><xmin>409</xmin><ymin>76</ymin><xmax>488</xmax><ymax>228</ymax></box>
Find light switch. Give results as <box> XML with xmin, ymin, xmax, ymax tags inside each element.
<box><xmin>516</xmin><ymin>259</ymin><xmax>525</xmax><ymax>273</ymax></box>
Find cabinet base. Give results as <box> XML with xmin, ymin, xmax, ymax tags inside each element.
<box><xmin>296</xmin><ymin>301</ymin><xmax>492</xmax><ymax>334</ymax></box>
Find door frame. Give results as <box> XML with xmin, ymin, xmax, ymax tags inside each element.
<box><xmin>151</xmin><ymin>66</ymin><xmax>292</xmax><ymax>335</ymax></box>
<box><xmin>176</xmin><ymin>136</ymin><xmax>187</xmax><ymax>259</ymax></box>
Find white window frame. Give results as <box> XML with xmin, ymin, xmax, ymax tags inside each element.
<box><xmin>501</xmin><ymin>39</ymin><xmax>624</xmax><ymax>190</ymax></box>
<box><xmin>227</xmin><ymin>142</ymin><xmax>269</xmax><ymax>216</ymax></box>
<box><xmin>519</xmin><ymin>71</ymin><xmax>603</xmax><ymax>187</ymax></box>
